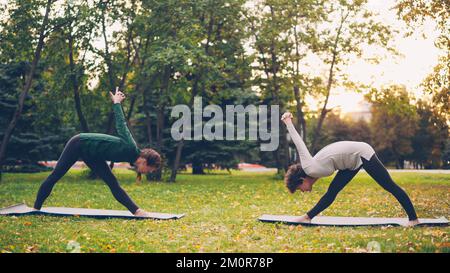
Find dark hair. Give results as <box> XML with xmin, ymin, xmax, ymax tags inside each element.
<box><xmin>140</xmin><ymin>148</ymin><xmax>162</xmax><ymax>170</ymax></box>
<box><xmin>284</xmin><ymin>163</ymin><xmax>307</xmax><ymax>193</ymax></box>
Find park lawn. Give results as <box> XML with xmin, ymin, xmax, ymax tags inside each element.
<box><xmin>0</xmin><ymin>169</ymin><xmax>448</xmax><ymax>253</ymax></box>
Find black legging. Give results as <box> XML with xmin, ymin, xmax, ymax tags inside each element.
<box><xmin>33</xmin><ymin>134</ymin><xmax>139</xmax><ymax>213</ymax></box>
<box><xmin>307</xmin><ymin>154</ymin><xmax>418</xmax><ymax>220</ymax></box>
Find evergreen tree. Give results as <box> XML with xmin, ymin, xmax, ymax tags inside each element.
<box><xmin>0</xmin><ymin>62</ymin><xmax>55</xmax><ymax>173</ymax></box>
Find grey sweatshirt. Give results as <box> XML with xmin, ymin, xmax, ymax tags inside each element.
<box><xmin>286</xmin><ymin>123</ymin><xmax>375</xmax><ymax>178</ymax></box>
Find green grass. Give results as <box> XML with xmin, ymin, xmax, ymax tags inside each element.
<box><xmin>0</xmin><ymin>169</ymin><xmax>449</xmax><ymax>253</ymax></box>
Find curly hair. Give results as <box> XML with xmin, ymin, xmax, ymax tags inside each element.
<box><xmin>284</xmin><ymin>163</ymin><xmax>307</xmax><ymax>193</ymax></box>
<box><xmin>140</xmin><ymin>148</ymin><xmax>162</xmax><ymax>170</ymax></box>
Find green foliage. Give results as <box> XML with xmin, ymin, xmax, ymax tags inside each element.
<box><xmin>443</xmin><ymin>139</ymin><xmax>450</xmax><ymax>169</ymax></box>
<box><xmin>0</xmin><ymin>0</ymin><xmax>447</xmax><ymax>177</ymax></box>
<box><xmin>395</xmin><ymin>0</ymin><xmax>449</xmax><ymax>123</ymax></box>
<box><xmin>421</xmin><ymin>57</ymin><xmax>449</xmax><ymax>122</ymax></box>
<box><xmin>173</xmin><ymin>90</ymin><xmax>262</xmax><ymax>173</ymax></box>
<box><xmin>0</xmin><ymin>62</ymin><xmax>57</xmax><ymax>173</ymax></box>
<box><xmin>0</xmin><ymin>0</ymin><xmax>44</xmax><ymax>62</ymax></box>
<box><xmin>312</xmin><ymin>111</ymin><xmax>372</xmax><ymax>148</ymax></box>
<box><xmin>365</xmin><ymin>85</ymin><xmax>418</xmax><ymax>168</ymax></box>
<box><xmin>0</xmin><ymin>170</ymin><xmax>448</xmax><ymax>252</ymax></box>
<box><xmin>307</xmin><ymin>92</ymin><xmax>448</xmax><ymax>169</ymax></box>
<box><xmin>411</xmin><ymin>100</ymin><xmax>449</xmax><ymax>169</ymax></box>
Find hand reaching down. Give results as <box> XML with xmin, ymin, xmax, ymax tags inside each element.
<box><xmin>292</xmin><ymin>214</ymin><xmax>312</xmax><ymax>224</ymax></box>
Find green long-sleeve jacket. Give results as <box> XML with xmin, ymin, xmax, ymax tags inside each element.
<box><xmin>79</xmin><ymin>103</ymin><xmax>141</xmax><ymax>164</ymax></box>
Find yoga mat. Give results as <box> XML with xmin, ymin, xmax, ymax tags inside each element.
<box><xmin>258</xmin><ymin>214</ymin><xmax>449</xmax><ymax>227</ymax></box>
<box><xmin>0</xmin><ymin>203</ymin><xmax>185</xmax><ymax>220</ymax></box>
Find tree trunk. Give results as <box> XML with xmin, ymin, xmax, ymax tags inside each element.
<box><xmin>100</xmin><ymin>3</ymin><xmax>137</xmax><ymax>172</ymax></box>
<box><xmin>311</xmin><ymin>52</ymin><xmax>337</xmax><ymax>152</ymax></box>
<box><xmin>274</xmin><ymin>150</ymin><xmax>281</xmax><ymax>174</ymax></box>
<box><xmin>101</xmin><ymin>8</ymin><xmax>116</xmax><ymax>174</ymax></box>
<box><xmin>147</xmin><ymin>105</ymin><xmax>164</xmax><ymax>182</ymax></box>
<box><xmin>142</xmin><ymin>89</ymin><xmax>153</xmax><ymax>145</ymax></box>
<box><xmin>398</xmin><ymin>158</ymin><xmax>404</xmax><ymax>169</ymax></box>
<box><xmin>311</xmin><ymin>12</ymin><xmax>347</xmax><ymax>152</ymax></box>
<box><xmin>281</xmin><ymin>125</ymin><xmax>290</xmax><ymax>170</ymax></box>
<box><xmin>169</xmin><ymin>13</ymin><xmax>214</xmax><ymax>182</ymax></box>
<box><xmin>293</xmin><ymin>85</ymin><xmax>307</xmax><ymax>142</ymax></box>
<box><xmin>291</xmin><ymin>14</ymin><xmax>307</xmax><ymax>162</ymax></box>
<box><xmin>100</xmin><ymin>4</ymin><xmax>119</xmax><ymax>171</ymax></box>
<box><xmin>68</xmin><ymin>30</ymin><xmax>89</xmax><ymax>132</ymax></box>
<box><xmin>169</xmin><ymin>140</ymin><xmax>184</xmax><ymax>182</ymax></box>
<box><xmin>126</xmin><ymin>95</ymin><xmax>137</xmax><ymax>121</ymax></box>
<box><xmin>148</xmin><ymin>66</ymin><xmax>171</xmax><ymax>181</ymax></box>
<box><xmin>146</xmin><ymin>112</ymin><xmax>153</xmax><ymax>145</ymax></box>
<box><xmin>268</xmin><ymin>5</ymin><xmax>288</xmax><ymax>173</ymax></box>
<box><xmin>170</xmin><ymin>82</ymin><xmax>198</xmax><ymax>179</ymax></box>
<box><xmin>143</xmin><ymin>94</ymin><xmax>155</xmax><ymax>184</ymax></box>
<box><xmin>100</xmin><ymin>2</ymin><xmax>117</xmax><ymax>135</ymax></box>
<box><xmin>0</xmin><ymin>0</ymin><xmax>53</xmax><ymax>181</ymax></box>
<box><xmin>192</xmin><ymin>161</ymin><xmax>205</xmax><ymax>175</ymax></box>
<box><xmin>152</xmin><ymin>107</ymin><xmax>164</xmax><ymax>181</ymax></box>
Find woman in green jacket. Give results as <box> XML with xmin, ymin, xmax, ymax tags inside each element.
<box><xmin>33</xmin><ymin>89</ymin><xmax>161</xmax><ymax>217</ymax></box>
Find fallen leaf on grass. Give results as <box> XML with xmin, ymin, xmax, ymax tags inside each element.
<box><xmin>25</xmin><ymin>245</ymin><xmax>39</xmax><ymax>253</ymax></box>
<box><xmin>435</xmin><ymin>242</ymin><xmax>450</xmax><ymax>248</ymax></box>
<box><xmin>288</xmin><ymin>225</ymin><xmax>303</xmax><ymax>231</ymax></box>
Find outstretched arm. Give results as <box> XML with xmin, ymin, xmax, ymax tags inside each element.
<box><xmin>281</xmin><ymin>112</ymin><xmax>314</xmax><ymax>169</ymax></box>
<box><xmin>110</xmin><ymin>89</ymin><xmax>138</xmax><ymax>148</ymax></box>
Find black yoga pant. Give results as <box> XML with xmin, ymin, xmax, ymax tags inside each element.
<box><xmin>33</xmin><ymin>134</ymin><xmax>139</xmax><ymax>213</ymax></box>
<box><xmin>306</xmin><ymin>154</ymin><xmax>418</xmax><ymax>220</ymax></box>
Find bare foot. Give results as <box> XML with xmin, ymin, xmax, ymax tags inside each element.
<box><xmin>405</xmin><ymin>219</ymin><xmax>420</xmax><ymax>227</ymax></box>
<box><xmin>293</xmin><ymin>215</ymin><xmax>311</xmax><ymax>224</ymax></box>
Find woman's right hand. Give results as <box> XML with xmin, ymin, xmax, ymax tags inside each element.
<box><xmin>405</xmin><ymin>219</ymin><xmax>420</xmax><ymax>227</ymax></box>
<box><xmin>281</xmin><ymin>112</ymin><xmax>293</xmax><ymax>125</ymax></box>
<box><xmin>134</xmin><ymin>208</ymin><xmax>151</xmax><ymax>217</ymax></box>
<box><xmin>293</xmin><ymin>214</ymin><xmax>311</xmax><ymax>224</ymax></box>
<box><xmin>109</xmin><ymin>87</ymin><xmax>126</xmax><ymax>104</ymax></box>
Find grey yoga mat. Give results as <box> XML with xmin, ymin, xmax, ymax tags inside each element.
<box><xmin>0</xmin><ymin>203</ymin><xmax>185</xmax><ymax>220</ymax></box>
<box><xmin>258</xmin><ymin>214</ymin><xmax>449</xmax><ymax>227</ymax></box>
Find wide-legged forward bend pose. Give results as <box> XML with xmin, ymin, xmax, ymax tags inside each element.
<box><xmin>33</xmin><ymin>89</ymin><xmax>161</xmax><ymax>217</ymax></box>
<box><xmin>281</xmin><ymin>112</ymin><xmax>419</xmax><ymax>226</ymax></box>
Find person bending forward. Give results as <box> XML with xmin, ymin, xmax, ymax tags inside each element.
<box><xmin>281</xmin><ymin>112</ymin><xmax>419</xmax><ymax>227</ymax></box>
<box><xmin>33</xmin><ymin>89</ymin><xmax>161</xmax><ymax>217</ymax></box>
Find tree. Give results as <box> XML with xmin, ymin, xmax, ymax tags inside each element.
<box><xmin>167</xmin><ymin>0</ymin><xmax>252</xmax><ymax>179</ymax></box>
<box><xmin>0</xmin><ymin>62</ymin><xmax>58</xmax><ymax>173</ymax></box>
<box><xmin>366</xmin><ymin>85</ymin><xmax>417</xmax><ymax>168</ymax></box>
<box><xmin>64</xmin><ymin>1</ymin><xmax>96</xmax><ymax>132</ymax></box>
<box><xmin>411</xmin><ymin>100</ymin><xmax>449</xmax><ymax>169</ymax></box>
<box><xmin>443</xmin><ymin>139</ymin><xmax>450</xmax><ymax>169</ymax></box>
<box><xmin>137</xmin><ymin>0</ymin><xmax>198</xmax><ymax>180</ymax></box>
<box><xmin>0</xmin><ymin>0</ymin><xmax>55</xmax><ymax>181</ymax></box>
<box><xmin>421</xmin><ymin>58</ymin><xmax>449</xmax><ymax>123</ymax></box>
<box><xmin>311</xmin><ymin>0</ymin><xmax>396</xmax><ymax>152</ymax></box>
<box><xmin>308</xmin><ymin>110</ymin><xmax>372</xmax><ymax>152</ymax></box>
<box><xmin>42</xmin><ymin>0</ymin><xmax>98</xmax><ymax>133</ymax></box>
<box><xmin>284</xmin><ymin>0</ymin><xmax>326</xmax><ymax>146</ymax></box>
<box><xmin>245</xmin><ymin>0</ymin><xmax>300</xmax><ymax>172</ymax></box>
<box><xmin>395</xmin><ymin>0</ymin><xmax>449</xmax><ymax>123</ymax></box>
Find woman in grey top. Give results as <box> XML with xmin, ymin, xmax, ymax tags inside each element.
<box><xmin>281</xmin><ymin>112</ymin><xmax>419</xmax><ymax>227</ymax></box>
